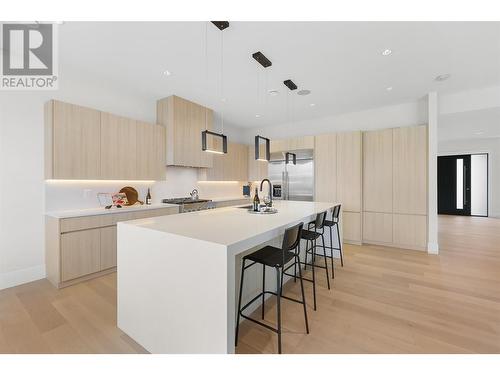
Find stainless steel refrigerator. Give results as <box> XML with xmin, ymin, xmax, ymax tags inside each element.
<box><xmin>268</xmin><ymin>149</ymin><xmax>314</xmax><ymax>201</ymax></box>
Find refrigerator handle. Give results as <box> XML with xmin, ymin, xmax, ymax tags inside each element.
<box><xmin>282</xmin><ymin>171</ymin><xmax>286</xmax><ymax>200</ymax></box>
<box><xmin>286</xmin><ymin>171</ymin><xmax>290</xmax><ymax>200</ymax></box>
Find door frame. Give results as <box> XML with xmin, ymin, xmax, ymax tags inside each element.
<box><xmin>438</xmin><ymin>151</ymin><xmax>490</xmax><ymax>217</ymax></box>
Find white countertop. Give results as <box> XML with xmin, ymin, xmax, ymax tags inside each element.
<box><xmin>121</xmin><ymin>200</ymin><xmax>336</xmax><ymax>248</ymax></box>
<box><xmin>46</xmin><ymin>203</ymin><xmax>179</xmax><ymax>219</ymax></box>
<box><xmin>45</xmin><ymin>196</ymin><xmax>250</xmax><ymax>219</ymax></box>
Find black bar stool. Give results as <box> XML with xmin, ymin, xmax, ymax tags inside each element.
<box><xmin>323</xmin><ymin>205</ymin><xmax>343</xmax><ymax>276</ymax></box>
<box><xmin>297</xmin><ymin>211</ymin><xmax>330</xmax><ymax>311</ymax></box>
<box><xmin>235</xmin><ymin>222</ymin><xmax>308</xmax><ymax>354</ymax></box>
<box><xmin>305</xmin><ymin>205</ymin><xmax>343</xmax><ymax>280</ymax></box>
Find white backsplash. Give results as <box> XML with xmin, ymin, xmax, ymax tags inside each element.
<box><xmin>45</xmin><ymin>166</ymin><xmax>247</xmax><ymax>212</ymax></box>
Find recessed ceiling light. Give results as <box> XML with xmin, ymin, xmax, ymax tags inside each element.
<box><xmin>435</xmin><ymin>74</ymin><xmax>451</xmax><ymax>82</ymax></box>
<box><xmin>309</xmin><ymin>103</ymin><xmax>316</xmax><ymax>107</ymax></box>
<box><xmin>255</xmin><ymin>114</ymin><xmax>261</xmax><ymax>118</ymax></box>
<box><xmin>474</xmin><ymin>131</ymin><xmax>485</xmax><ymax>135</ymax></box>
<box><xmin>297</xmin><ymin>89</ymin><xmax>311</xmax><ymax>96</ymax></box>
<box><xmin>381</xmin><ymin>49</ymin><xmax>392</xmax><ymax>56</ymax></box>
<box><xmin>386</xmin><ymin>86</ymin><xmax>393</xmax><ymax>91</ymax></box>
<box><xmin>268</xmin><ymin>89</ymin><xmax>279</xmax><ymax>96</ymax></box>
<box><xmin>163</xmin><ymin>70</ymin><xmax>172</xmax><ymax>76</ymax></box>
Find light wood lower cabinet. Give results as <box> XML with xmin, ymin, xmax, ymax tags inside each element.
<box><xmin>342</xmin><ymin>211</ymin><xmax>362</xmax><ymax>243</ymax></box>
<box><xmin>100</xmin><ymin>226</ymin><xmax>117</xmax><ymax>270</ymax></box>
<box><xmin>363</xmin><ymin>212</ymin><xmax>393</xmax><ymax>244</ymax></box>
<box><xmin>46</xmin><ymin>206</ymin><xmax>179</xmax><ymax>288</ymax></box>
<box><xmin>214</xmin><ymin>199</ymin><xmax>251</xmax><ymax>208</ymax></box>
<box><xmin>61</xmin><ymin>229</ymin><xmax>101</xmax><ymax>282</ymax></box>
<box><xmin>393</xmin><ymin>214</ymin><xmax>427</xmax><ymax>250</ymax></box>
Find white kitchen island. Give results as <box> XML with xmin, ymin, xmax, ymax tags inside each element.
<box><xmin>117</xmin><ymin>200</ymin><xmax>338</xmax><ymax>354</ymax></box>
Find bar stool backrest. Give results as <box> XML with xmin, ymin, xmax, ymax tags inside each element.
<box><xmin>314</xmin><ymin>211</ymin><xmax>327</xmax><ymax>230</ymax></box>
<box><xmin>332</xmin><ymin>204</ymin><xmax>341</xmax><ymax>223</ymax></box>
<box><xmin>281</xmin><ymin>222</ymin><xmax>304</xmax><ymax>252</ymax></box>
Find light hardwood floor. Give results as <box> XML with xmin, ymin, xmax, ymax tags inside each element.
<box><xmin>1</xmin><ymin>215</ymin><xmax>499</xmax><ymax>354</ymax></box>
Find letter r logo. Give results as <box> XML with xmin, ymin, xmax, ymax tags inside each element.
<box><xmin>2</xmin><ymin>23</ymin><xmax>53</xmax><ymax>76</ymax></box>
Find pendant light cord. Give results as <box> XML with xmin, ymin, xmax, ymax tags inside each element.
<box><xmin>220</xmin><ymin>29</ymin><xmax>224</xmax><ymax>134</ymax></box>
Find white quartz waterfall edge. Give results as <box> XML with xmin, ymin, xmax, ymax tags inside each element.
<box><xmin>117</xmin><ymin>200</ymin><xmax>338</xmax><ymax>354</ymax></box>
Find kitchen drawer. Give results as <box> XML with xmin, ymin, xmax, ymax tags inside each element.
<box><xmin>60</xmin><ymin>207</ymin><xmax>179</xmax><ymax>232</ymax></box>
<box><xmin>60</xmin><ymin>215</ymin><xmax>105</xmax><ymax>233</ymax></box>
<box><xmin>215</xmin><ymin>199</ymin><xmax>250</xmax><ymax>208</ymax></box>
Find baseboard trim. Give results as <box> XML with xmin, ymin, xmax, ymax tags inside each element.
<box><xmin>427</xmin><ymin>242</ymin><xmax>439</xmax><ymax>255</ymax></box>
<box><xmin>0</xmin><ymin>265</ymin><xmax>46</xmax><ymax>291</ymax></box>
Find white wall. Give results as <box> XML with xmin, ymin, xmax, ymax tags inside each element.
<box><xmin>438</xmin><ymin>138</ymin><xmax>500</xmax><ymax>218</ymax></box>
<box><xmin>241</xmin><ymin>99</ymin><xmax>428</xmax><ymax>140</ymax></box>
<box><xmin>0</xmin><ymin>73</ymin><xmax>242</xmax><ymax>290</ymax></box>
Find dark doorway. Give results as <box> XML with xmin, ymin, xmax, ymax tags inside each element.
<box><xmin>438</xmin><ymin>155</ymin><xmax>471</xmax><ymax>215</ymax></box>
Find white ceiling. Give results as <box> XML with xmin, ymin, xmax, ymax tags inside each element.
<box><xmin>439</xmin><ymin>107</ymin><xmax>500</xmax><ymax>141</ymax></box>
<box><xmin>59</xmin><ymin>22</ymin><xmax>500</xmax><ymax>128</ymax></box>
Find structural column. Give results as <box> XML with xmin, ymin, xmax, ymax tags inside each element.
<box><xmin>427</xmin><ymin>92</ymin><xmax>439</xmax><ymax>254</ymax></box>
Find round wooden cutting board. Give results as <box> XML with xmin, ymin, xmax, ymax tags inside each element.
<box><xmin>119</xmin><ymin>186</ymin><xmax>143</xmax><ymax>205</ymax></box>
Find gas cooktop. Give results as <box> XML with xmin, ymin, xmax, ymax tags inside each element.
<box><xmin>162</xmin><ymin>197</ymin><xmax>211</xmax><ymax>205</ymax></box>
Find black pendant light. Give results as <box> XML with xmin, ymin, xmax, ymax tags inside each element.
<box><xmin>252</xmin><ymin>51</ymin><xmax>273</xmax><ymax>161</ymax></box>
<box><xmin>202</xmin><ymin>21</ymin><xmax>229</xmax><ymax>154</ymax></box>
<box><xmin>255</xmin><ymin>135</ymin><xmax>270</xmax><ymax>161</ymax></box>
<box><xmin>285</xmin><ymin>152</ymin><xmax>297</xmax><ymax>165</ymax></box>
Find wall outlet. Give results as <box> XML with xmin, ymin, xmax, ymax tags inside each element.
<box><xmin>83</xmin><ymin>189</ymin><xmax>92</xmax><ymax>199</ymax></box>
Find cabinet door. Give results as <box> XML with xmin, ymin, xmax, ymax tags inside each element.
<box><xmin>100</xmin><ymin>112</ymin><xmax>137</xmax><ymax>180</ymax></box>
<box><xmin>342</xmin><ymin>211</ymin><xmax>362</xmax><ymax>243</ymax></box>
<box><xmin>227</xmin><ymin>143</ymin><xmax>248</xmax><ymax>181</ymax></box>
<box><xmin>248</xmin><ymin>145</ymin><xmax>268</xmax><ymax>181</ymax></box>
<box><xmin>337</xmin><ymin>131</ymin><xmax>362</xmax><ymax>212</ymax></box>
<box><xmin>100</xmin><ymin>226</ymin><xmax>117</xmax><ymax>270</ymax></box>
<box><xmin>363</xmin><ymin>129</ymin><xmax>393</xmax><ymax>213</ymax></box>
<box><xmin>393</xmin><ymin>125</ymin><xmax>427</xmax><ymax>215</ymax></box>
<box><xmin>52</xmin><ymin>101</ymin><xmax>101</xmax><ymax>179</ymax></box>
<box><xmin>171</xmin><ymin>96</ymin><xmax>213</xmax><ymax>168</ymax></box>
<box><xmin>314</xmin><ymin>134</ymin><xmax>337</xmax><ymax>202</ymax></box>
<box><xmin>393</xmin><ymin>214</ymin><xmax>427</xmax><ymax>250</ymax></box>
<box><xmin>61</xmin><ymin>229</ymin><xmax>101</xmax><ymax>282</ymax></box>
<box><xmin>363</xmin><ymin>212</ymin><xmax>393</xmax><ymax>244</ymax></box>
<box><xmin>136</xmin><ymin>122</ymin><xmax>166</xmax><ymax>180</ymax></box>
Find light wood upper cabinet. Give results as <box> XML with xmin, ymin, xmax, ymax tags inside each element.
<box><xmin>314</xmin><ymin>133</ymin><xmax>337</xmax><ymax>202</ymax></box>
<box><xmin>136</xmin><ymin>121</ymin><xmax>166</xmax><ymax>181</ymax></box>
<box><xmin>199</xmin><ymin>142</ymin><xmax>249</xmax><ymax>181</ymax></box>
<box><xmin>46</xmin><ymin>100</ymin><xmax>101</xmax><ymax>179</ymax></box>
<box><xmin>393</xmin><ymin>125</ymin><xmax>428</xmax><ymax>215</ymax></box>
<box><xmin>157</xmin><ymin>95</ymin><xmax>213</xmax><ymax>168</ymax></box>
<box><xmin>270</xmin><ymin>136</ymin><xmax>315</xmax><ymax>153</ymax></box>
<box><xmin>248</xmin><ymin>144</ymin><xmax>268</xmax><ymax>181</ymax></box>
<box><xmin>100</xmin><ymin>112</ymin><xmax>137</xmax><ymax>180</ymax></box>
<box><xmin>45</xmin><ymin>100</ymin><xmax>166</xmax><ymax>181</ymax></box>
<box><xmin>337</xmin><ymin>131</ymin><xmax>362</xmax><ymax>212</ymax></box>
<box><xmin>363</xmin><ymin>129</ymin><xmax>393</xmax><ymax>213</ymax></box>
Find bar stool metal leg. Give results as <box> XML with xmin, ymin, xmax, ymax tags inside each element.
<box><xmin>295</xmin><ymin>254</ymin><xmax>309</xmax><ymax>334</ymax></box>
<box><xmin>329</xmin><ymin>225</ymin><xmax>335</xmax><ymax>278</ymax></box>
<box><xmin>320</xmin><ymin>234</ymin><xmax>331</xmax><ymax>290</ymax></box>
<box><xmin>311</xmin><ymin>239</ymin><xmax>317</xmax><ymax>311</ymax></box>
<box><xmin>261</xmin><ymin>264</ymin><xmax>266</xmax><ymax>319</ymax></box>
<box><xmin>337</xmin><ymin>223</ymin><xmax>344</xmax><ymax>267</ymax></box>
<box><xmin>235</xmin><ymin>259</ymin><xmax>246</xmax><ymax>346</ymax></box>
<box><xmin>276</xmin><ymin>267</ymin><xmax>282</xmax><ymax>354</ymax></box>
